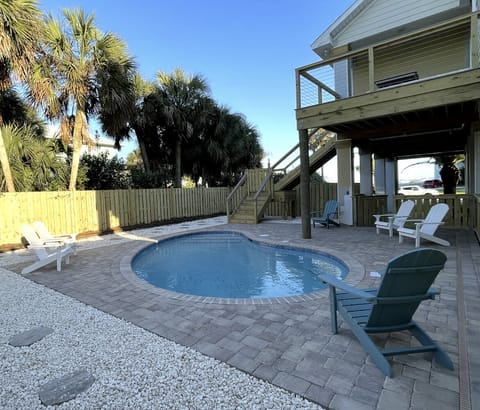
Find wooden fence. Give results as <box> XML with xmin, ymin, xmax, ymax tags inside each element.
<box><xmin>354</xmin><ymin>194</ymin><xmax>479</xmax><ymax>228</ymax></box>
<box><xmin>3</xmin><ymin>184</ymin><xmax>479</xmax><ymax>250</ymax></box>
<box><xmin>265</xmin><ymin>182</ymin><xmax>338</xmax><ymax>217</ymax></box>
<box><xmin>1</xmin><ymin>187</ymin><xmax>228</xmax><ymax>249</ymax></box>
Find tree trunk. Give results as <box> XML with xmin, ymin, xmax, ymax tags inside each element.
<box><xmin>68</xmin><ymin>111</ymin><xmax>85</xmax><ymax>191</ymax></box>
<box><xmin>440</xmin><ymin>162</ymin><xmax>459</xmax><ymax>195</ymax></box>
<box><xmin>174</xmin><ymin>139</ymin><xmax>182</xmax><ymax>188</ymax></box>
<box><xmin>0</xmin><ymin>129</ymin><xmax>15</xmax><ymax>192</ymax></box>
<box><xmin>134</xmin><ymin>127</ymin><xmax>151</xmax><ymax>172</ymax></box>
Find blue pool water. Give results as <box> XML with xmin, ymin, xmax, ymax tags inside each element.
<box><xmin>132</xmin><ymin>232</ymin><xmax>348</xmax><ymax>299</ymax></box>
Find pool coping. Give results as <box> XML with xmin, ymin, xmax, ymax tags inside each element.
<box><xmin>119</xmin><ymin>227</ymin><xmax>366</xmax><ymax>305</ymax></box>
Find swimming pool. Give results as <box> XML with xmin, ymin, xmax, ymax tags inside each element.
<box><xmin>131</xmin><ymin>231</ymin><xmax>348</xmax><ymax>299</ymax></box>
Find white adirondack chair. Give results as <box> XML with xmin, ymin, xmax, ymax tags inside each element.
<box><xmin>397</xmin><ymin>203</ymin><xmax>450</xmax><ymax>248</ymax></box>
<box><xmin>32</xmin><ymin>221</ymin><xmax>78</xmax><ymax>254</ymax></box>
<box><xmin>373</xmin><ymin>199</ymin><xmax>415</xmax><ymax>237</ymax></box>
<box><xmin>20</xmin><ymin>224</ymin><xmax>73</xmax><ymax>274</ymax></box>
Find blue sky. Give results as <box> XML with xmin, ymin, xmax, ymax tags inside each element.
<box><xmin>39</xmin><ymin>0</ymin><xmax>354</xmax><ymax>164</ymax></box>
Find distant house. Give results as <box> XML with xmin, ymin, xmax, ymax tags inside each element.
<box><xmin>47</xmin><ymin>125</ymin><xmax>119</xmax><ymax>159</ymax></box>
<box><xmin>81</xmin><ymin>132</ymin><xmax>118</xmax><ymax>159</ymax></box>
<box><xmin>295</xmin><ymin>0</ymin><xmax>480</xmax><ymax>227</ymax></box>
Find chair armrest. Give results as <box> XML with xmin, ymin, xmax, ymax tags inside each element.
<box><xmin>54</xmin><ymin>233</ymin><xmax>77</xmax><ymax>240</ymax></box>
<box><xmin>373</xmin><ymin>213</ymin><xmax>394</xmax><ymax>223</ymax></box>
<box><xmin>414</xmin><ymin>221</ymin><xmax>445</xmax><ymax>226</ymax></box>
<box><xmin>42</xmin><ymin>238</ymin><xmax>66</xmax><ymax>245</ymax></box>
<box><xmin>28</xmin><ymin>243</ymin><xmax>64</xmax><ymax>249</ymax></box>
<box><xmin>318</xmin><ymin>274</ymin><xmax>377</xmax><ymax>301</ymax></box>
<box><xmin>373</xmin><ymin>213</ymin><xmax>394</xmax><ymax>218</ymax></box>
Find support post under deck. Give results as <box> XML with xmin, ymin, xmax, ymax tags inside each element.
<box><xmin>299</xmin><ymin>128</ymin><xmax>311</xmax><ymax>239</ymax></box>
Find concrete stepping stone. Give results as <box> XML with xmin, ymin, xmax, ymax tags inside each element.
<box><xmin>8</xmin><ymin>326</ymin><xmax>53</xmax><ymax>347</ymax></box>
<box><xmin>38</xmin><ymin>370</ymin><xmax>95</xmax><ymax>406</ymax></box>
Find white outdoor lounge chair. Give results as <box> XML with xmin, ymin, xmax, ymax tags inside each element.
<box><xmin>32</xmin><ymin>221</ymin><xmax>78</xmax><ymax>254</ymax></box>
<box><xmin>20</xmin><ymin>224</ymin><xmax>73</xmax><ymax>274</ymax></box>
<box><xmin>373</xmin><ymin>200</ymin><xmax>415</xmax><ymax>237</ymax></box>
<box><xmin>397</xmin><ymin>203</ymin><xmax>450</xmax><ymax>248</ymax></box>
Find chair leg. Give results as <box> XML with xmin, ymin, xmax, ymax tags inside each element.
<box><xmin>415</xmin><ymin>236</ymin><xmax>421</xmax><ymax>248</ymax></box>
<box><xmin>338</xmin><ymin>309</ymin><xmax>393</xmax><ymax>377</ymax></box>
<box><xmin>328</xmin><ymin>286</ymin><xmax>338</xmax><ymax>334</ymax></box>
<box><xmin>410</xmin><ymin>323</ymin><xmax>454</xmax><ymax>370</ymax></box>
<box><xmin>56</xmin><ymin>248</ymin><xmax>62</xmax><ymax>271</ymax></box>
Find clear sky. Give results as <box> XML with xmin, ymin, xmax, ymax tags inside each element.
<box><xmin>38</xmin><ymin>0</ymin><xmax>354</xmax><ymax>164</ymax></box>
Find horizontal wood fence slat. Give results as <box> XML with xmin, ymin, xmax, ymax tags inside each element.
<box><xmin>1</xmin><ymin>187</ymin><xmax>228</xmax><ymax>249</ymax></box>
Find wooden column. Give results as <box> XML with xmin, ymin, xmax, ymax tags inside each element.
<box><xmin>467</xmin><ymin>122</ymin><xmax>480</xmax><ymax>194</ymax></box>
<box><xmin>359</xmin><ymin>147</ymin><xmax>373</xmax><ymax>194</ymax></box>
<box><xmin>374</xmin><ymin>155</ymin><xmax>386</xmax><ymax>194</ymax></box>
<box><xmin>299</xmin><ymin>128</ymin><xmax>311</xmax><ymax>239</ymax></box>
<box><xmin>336</xmin><ymin>139</ymin><xmax>353</xmax><ymax>225</ymax></box>
<box><xmin>385</xmin><ymin>158</ymin><xmax>396</xmax><ymax>213</ymax></box>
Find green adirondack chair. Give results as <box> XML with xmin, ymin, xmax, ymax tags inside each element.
<box><xmin>319</xmin><ymin>248</ymin><xmax>453</xmax><ymax>377</ymax></box>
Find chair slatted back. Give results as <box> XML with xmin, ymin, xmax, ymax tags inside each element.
<box><xmin>32</xmin><ymin>221</ymin><xmax>52</xmax><ymax>240</ymax></box>
<box><xmin>20</xmin><ymin>224</ymin><xmax>49</xmax><ymax>259</ymax></box>
<box><xmin>420</xmin><ymin>203</ymin><xmax>449</xmax><ymax>236</ymax></box>
<box><xmin>392</xmin><ymin>200</ymin><xmax>415</xmax><ymax>228</ymax></box>
<box><xmin>367</xmin><ymin>248</ymin><xmax>447</xmax><ymax>328</ymax></box>
<box><xmin>322</xmin><ymin>200</ymin><xmax>338</xmax><ymax>219</ymax></box>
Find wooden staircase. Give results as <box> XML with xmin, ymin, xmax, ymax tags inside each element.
<box><xmin>227</xmin><ymin>133</ymin><xmax>337</xmax><ymax>224</ymax></box>
<box><xmin>228</xmin><ymin>192</ymin><xmax>271</xmax><ymax>224</ymax></box>
<box><xmin>226</xmin><ymin>169</ymin><xmax>273</xmax><ymax>224</ymax></box>
<box><xmin>274</xmin><ymin>137</ymin><xmax>337</xmax><ymax>191</ymax></box>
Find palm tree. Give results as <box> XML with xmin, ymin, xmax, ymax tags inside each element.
<box><xmin>185</xmin><ymin>102</ymin><xmax>263</xmax><ymax>186</ymax></box>
<box><xmin>128</xmin><ymin>74</ymin><xmax>156</xmax><ymax>172</ymax></box>
<box><xmin>30</xmin><ymin>9</ymin><xmax>136</xmax><ymax>190</ymax></box>
<box><xmin>0</xmin><ymin>123</ymin><xmax>68</xmax><ymax>191</ymax></box>
<box><xmin>0</xmin><ymin>0</ymin><xmax>43</xmax><ymax>192</ymax></box>
<box><xmin>156</xmin><ymin>68</ymin><xmax>210</xmax><ymax>187</ymax></box>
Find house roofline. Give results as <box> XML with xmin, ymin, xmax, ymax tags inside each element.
<box><xmin>311</xmin><ymin>0</ymin><xmax>373</xmax><ymax>59</ymax></box>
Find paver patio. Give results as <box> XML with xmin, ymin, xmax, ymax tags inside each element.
<box><xmin>6</xmin><ymin>218</ymin><xmax>479</xmax><ymax>410</ymax></box>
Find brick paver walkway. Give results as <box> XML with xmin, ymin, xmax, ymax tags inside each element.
<box><xmin>6</xmin><ymin>218</ymin><xmax>479</xmax><ymax>410</ymax></box>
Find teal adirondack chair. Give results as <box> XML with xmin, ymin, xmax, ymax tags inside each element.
<box><xmin>319</xmin><ymin>248</ymin><xmax>453</xmax><ymax>377</ymax></box>
<box><xmin>311</xmin><ymin>200</ymin><xmax>339</xmax><ymax>228</ymax></box>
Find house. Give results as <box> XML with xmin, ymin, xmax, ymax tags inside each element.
<box><xmin>81</xmin><ymin>131</ymin><xmax>118</xmax><ymax>159</ymax></box>
<box><xmin>47</xmin><ymin>125</ymin><xmax>119</xmax><ymax>160</ymax></box>
<box><xmin>295</xmin><ymin>0</ymin><xmax>480</xmax><ymax>236</ymax></box>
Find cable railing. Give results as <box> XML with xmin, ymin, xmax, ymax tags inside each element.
<box><xmin>296</xmin><ymin>12</ymin><xmax>479</xmax><ymax>110</ymax></box>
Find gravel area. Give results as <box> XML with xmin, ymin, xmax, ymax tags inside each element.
<box><xmin>0</xmin><ymin>217</ymin><xmax>323</xmax><ymax>409</ymax></box>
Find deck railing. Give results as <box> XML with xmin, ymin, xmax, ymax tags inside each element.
<box><xmin>296</xmin><ymin>12</ymin><xmax>480</xmax><ymax>110</ymax></box>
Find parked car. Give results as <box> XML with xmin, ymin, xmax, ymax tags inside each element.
<box><xmin>423</xmin><ymin>179</ymin><xmax>443</xmax><ymax>188</ymax></box>
<box><xmin>398</xmin><ymin>185</ymin><xmax>439</xmax><ymax>195</ymax></box>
